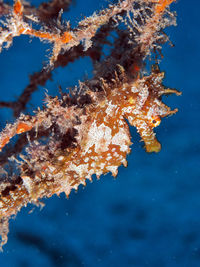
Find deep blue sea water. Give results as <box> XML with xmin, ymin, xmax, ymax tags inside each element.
<box><xmin>0</xmin><ymin>0</ymin><xmax>200</xmax><ymax>266</ymax></box>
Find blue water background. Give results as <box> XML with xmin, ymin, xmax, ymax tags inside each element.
<box><xmin>0</xmin><ymin>0</ymin><xmax>200</xmax><ymax>266</ymax></box>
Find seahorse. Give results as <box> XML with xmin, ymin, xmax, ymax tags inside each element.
<box><xmin>0</xmin><ymin>65</ymin><xmax>180</xmax><ymax>248</ymax></box>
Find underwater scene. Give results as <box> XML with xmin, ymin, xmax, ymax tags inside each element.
<box><xmin>0</xmin><ymin>0</ymin><xmax>199</xmax><ymax>266</ymax></box>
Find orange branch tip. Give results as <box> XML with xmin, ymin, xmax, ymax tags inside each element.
<box><xmin>155</xmin><ymin>0</ymin><xmax>176</xmax><ymax>14</ymax></box>
<box><xmin>16</xmin><ymin>122</ymin><xmax>33</xmax><ymax>134</ymax></box>
<box><xmin>13</xmin><ymin>0</ymin><xmax>23</xmax><ymax>16</ymax></box>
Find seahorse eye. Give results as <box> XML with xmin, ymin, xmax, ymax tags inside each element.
<box><xmin>149</xmin><ymin>116</ymin><xmax>161</xmax><ymax>127</ymax></box>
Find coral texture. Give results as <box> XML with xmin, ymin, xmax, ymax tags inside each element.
<box><xmin>0</xmin><ymin>0</ymin><xmax>180</xmax><ymax>249</ymax></box>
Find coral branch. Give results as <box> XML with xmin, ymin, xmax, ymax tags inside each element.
<box><xmin>0</xmin><ymin>0</ymin><xmax>138</xmax><ymax>65</ymax></box>
<box><xmin>138</xmin><ymin>0</ymin><xmax>176</xmax><ymax>54</ymax></box>
<box><xmin>0</xmin><ymin>0</ymin><xmax>176</xmax><ymax>65</ymax></box>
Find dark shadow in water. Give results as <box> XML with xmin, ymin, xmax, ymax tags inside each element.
<box><xmin>16</xmin><ymin>232</ymin><xmax>83</xmax><ymax>267</ymax></box>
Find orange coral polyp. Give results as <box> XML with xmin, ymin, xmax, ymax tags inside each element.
<box><xmin>26</xmin><ymin>29</ymin><xmax>58</xmax><ymax>41</ymax></box>
<box><xmin>0</xmin><ymin>137</ymin><xmax>10</xmax><ymax>152</ymax></box>
<box><xmin>13</xmin><ymin>0</ymin><xmax>23</xmax><ymax>16</ymax></box>
<box><xmin>16</xmin><ymin>122</ymin><xmax>33</xmax><ymax>134</ymax></box>
<box><xmin>60</xmin><ymin>32</ymin><xmax>73</xmax><ymax>44</ymax></box>
<box><xmin>20</xmin><ymin>29</ymin><xmax>73</xmax><ymax>44</ymax></box>
<box><xmin>155</xmin><ymin>0</ymin><xmax>175</xmax><ymax>15</ymax></box>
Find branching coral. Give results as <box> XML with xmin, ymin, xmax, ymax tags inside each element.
<box><xmin>0</xmin><ymin>0</ymin><xmax>180</xmax><ymax>249</ymax></box>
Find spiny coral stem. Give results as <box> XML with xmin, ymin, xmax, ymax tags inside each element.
<box><xmin>0</xmin><ymin>0</ymin><xmax>175</xmax><ymax>65</ymax></box>
<box><xmin>139</xmin><ymin>0</ymin><xmax>176</xmax><ymax>53</ymax></box>
<box><xmin>0</xmin><ymin>121</ymin><xmax>33</xmax><ymax>152</ymax></box>
<box><xmin>1</xmin><ymin>0</ymin><xmax>137</xmax><ymax>64</ymax></box>
<box><xmin>154</xmin><ymin>0</ymin><xmax>175</xmax><ymax>14</ymax></box>
<box><xmin>19</xmin><ymin>27</ymin><xmax>73</xmax><ymax>44</ymax></box>
<box><xmin>0</xmin><ymin>96</ymin><xmax>82</xmax><ymax>152</ymax></box>
<box><xmin>14</xmin><ymin>0</ymin><xmax>73</xmax><ymax>44</ymax></box>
